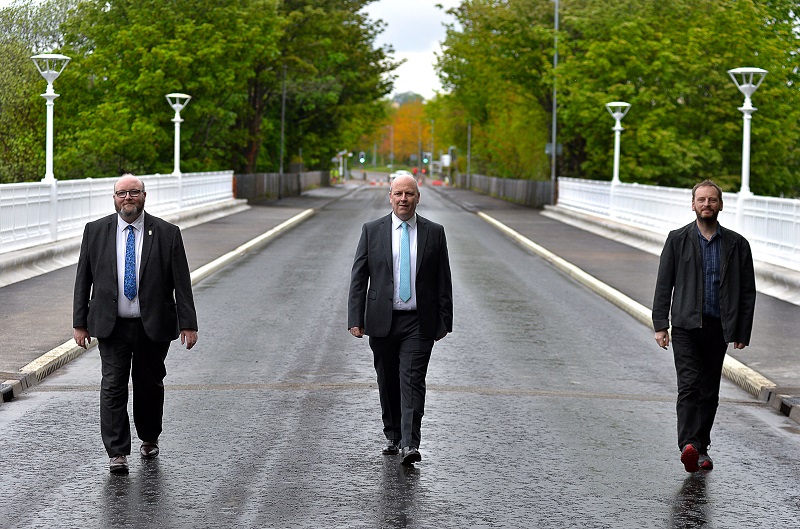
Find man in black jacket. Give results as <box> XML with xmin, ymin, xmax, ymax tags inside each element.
<box><xmin>73</xmin><ymin>174</ymin><xmax>198</xmax><ymax>474</ymax></box>
<box><xmin>348</xmin><ymin>175</ymin><xmax>453</xmax><ymax>465</ymax></box>
<box><xmin>653</xmin><ymin>179</ymin><xmax>756</xmax><ymax>473</ymax></box>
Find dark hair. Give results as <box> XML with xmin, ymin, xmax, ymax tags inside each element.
<box><xmin>691</xmin><ymin>179</ymin><xmax>722</xmax><ymax>202</ymax></box>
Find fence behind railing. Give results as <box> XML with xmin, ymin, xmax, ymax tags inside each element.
<box><xmin>0</xmin><ymin>171</ymin><xmax>234</xmax><ymax>255</ymax></box>
<box><xmin>233</xmin><ymin>171</ymin><xmax>329</xmax><ymax>202</ymax></box>
<box><xmin>557</xmin><ymin>177</ymin><xmax>800</xmax><ymax>273</ymax></box>
<box><xmin>455</xmin><ymin>173</ymin><xmax>553</xmax><ymax>208</ymax></box>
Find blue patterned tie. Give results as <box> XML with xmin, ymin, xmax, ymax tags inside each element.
<box><xmin>399</xmin><ymin>221</ymin><xmax>411</xmax><ymax>302</ymax></box>
<box><xmin>124</xmin><ymin>225</ymin><xmax>137</xmax><ymax>301</ymax></box>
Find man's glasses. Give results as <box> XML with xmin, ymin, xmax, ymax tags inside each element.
<box><xmin>114</xmin><ymin>190</ymin><xmax>142</xmax><ymax>198</ymax></box>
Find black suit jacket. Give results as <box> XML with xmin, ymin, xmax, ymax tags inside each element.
<box><xmin>73</xmin><ymin>212</ymin><xmax>198</xmax><ymax>342</ymax></box>
<box><xmin>348</xmin><ymin>213</ymin><xmax>453</xmax><ymax>340</ymax></box>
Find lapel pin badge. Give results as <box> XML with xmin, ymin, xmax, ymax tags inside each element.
<box><xmin>148</xmin><ymin>230</ymin><xmax>152</xmax><ymax>236</ymax></box>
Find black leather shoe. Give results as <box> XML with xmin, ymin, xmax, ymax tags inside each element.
<box><xmin>401</xmin><ymin>446</ymin><xmax>421</xmax><ymax>465</ymax></box>
<box><xmin>140</xmin><ymin>442</ymin><xmax>159</xmax><ymax>459</ymax></box>
<box><xmin>382</xmin><ymin>440</ymin><xmax>400</xmax><ymax>455</ymax></box>
<box><xmin>109</xmin><ymin>455</ymin><xmax>129</xmax><ymax>474</ymax></box>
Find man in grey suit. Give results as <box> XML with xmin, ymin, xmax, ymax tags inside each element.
<box><xmin>348</xmin><ymin>174</ymin><xmax>453</xmax><ymax>465</ymax></box>
<box><xmin>73</xmin><ymin>174</ymin><xmax>198</xmax><ymax>474</ymax></box>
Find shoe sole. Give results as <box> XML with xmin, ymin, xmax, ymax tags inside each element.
<box><xmin>382</xmin><ymin>448</ymin><xmax>399</xmax><ymax>456</ymax></box>
<box><xmin>140</xmin><ymin>450</ymin><xmax>159</xmax><ymax>459</ymax></box>
<box><xmin>109</xmin><ymin>465</ymin><xmax>129</xmax><ymax>475</ymax></box>
<box><xmin>681</xmin><ymin>445</ymin><xmax>700</xmax><ymax>473</ymax></box>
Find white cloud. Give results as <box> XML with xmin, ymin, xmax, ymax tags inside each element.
<box><xmin>364</xmin><ymin>0</ymin><xmax>461</xmax><ymax>100</ymax></box>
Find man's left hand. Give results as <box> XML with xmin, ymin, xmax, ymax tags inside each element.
<box><xmin>733</xmin><ymin>342</ymin><xmax>747</xmax><ymax>350</ymax></box>
<box><xmin>181</xmin><ymin>329</ymin><xmax>198</xmax><ymax>350</ymax></box>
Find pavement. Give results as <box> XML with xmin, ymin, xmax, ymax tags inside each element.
<box><xmin>1</xmin><ymin>179</ymin><xmax>799</xmax><ymax>425</ymax></box>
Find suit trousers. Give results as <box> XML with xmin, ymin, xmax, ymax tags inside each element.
<box><xmin>671</xmin><ymin>318</ymin><xmax>728</xmax><ymax>453</ymax></box>
<box><xmin>369</xmin><ymin>311</ymin><xmax>433</xmax><ymax>449</ymax></box>
<box><xmin>98</xmin><ymin>317</ymin><xmax>170</xmax><ymax>457</ymax></box>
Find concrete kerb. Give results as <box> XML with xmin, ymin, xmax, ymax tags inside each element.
<box><xmin>476</xmin><ymin>211</ymin><xmax>782</xmax><ymax>410</ymax></box>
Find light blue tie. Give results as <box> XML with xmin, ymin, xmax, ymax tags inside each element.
<box><xmin>399</xmin><ymin>221</ymin><xmax>411</xmax><ymax>302</ymax></box>
<box><xmin>124</xmin><ymin>225</ymin><xmax>137</xmax><ymax>301</ymax></box>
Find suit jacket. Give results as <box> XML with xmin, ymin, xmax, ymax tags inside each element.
<box><xmin>652</xmin><ymin>221</ymin><xmax>756</xmax><ymax>345</ymax></box>
<box><xmin>73</xmin><ymin>212</ymin><xmax>198</xmax><ymax>342</ymax></box>
<box><xmin>348</xmin><ymin>213</ymin><xmax>453</xmax><ymax>340</ymax></box>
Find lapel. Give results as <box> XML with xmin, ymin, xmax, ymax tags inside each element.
<box><xmin>415</xmin><ymin>215</ymin><xmax>428</xmax><ymax>270</ymax></box>
<box><xmin>139</xmin><ymin>212</ymin><xmax>155</xmax><ymax>279</ymax></box>
<box><xmin>380</xmin><ymin>214</ymin><xmax>393</xmax><ymax>272</ymax></box>
<box><xmin>107</xmin><ymin>214</ymin><xmax>118</xmax><ymax>281</ymax></box>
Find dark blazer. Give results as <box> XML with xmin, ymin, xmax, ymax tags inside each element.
<box><xmin>652</xmin><ymin>221</ymin><xmax>756</xmax><ymax>345</ymax></box>
<box><xmin>348</xmin><ymin>213</ymin><xmax>453</xmax><ymax>340</ymax></box>
<box><xmin>73</xmin><ymin>212</ymin><xmax>198</xmax><ymax>342</ymax></box>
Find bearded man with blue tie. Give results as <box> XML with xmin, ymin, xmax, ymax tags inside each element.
<box><xmin>73</xmin><ymin>174</ymin><xmax>198</xmax><ymax>474</ymax></box>
<box><xmin>348</xmin><ymin>174</ymin><xmax>453</xmax><ymax>465</ymax></box>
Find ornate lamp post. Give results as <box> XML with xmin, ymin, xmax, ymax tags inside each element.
<box><xmin>166</xmin><ymin>93</ymin><xmax>191</xmax><ymax>176</ymax></box>
<box><xmin>605</xmin><ymin>102</ymin><xmax>631</xmax><ymax>185</ymax></box>
<box><xmin>728</xmin><ymin>67</ymin><xmax>767</xmax><ymax>196</ymax></box>
<box><xmin>31</xmin><ymin>54</ymin><xmax>70</xmax><ymax>183</ymax></box>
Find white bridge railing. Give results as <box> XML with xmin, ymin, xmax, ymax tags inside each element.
<box><xmin>0</xmin><ymin>171</ymin><xmax>234</xmax><ymax>255</ymax></box>
<box><xmin>557</xmin><ymin>177</ymin><xmax>800</xmax><ymax>273</ymax></box>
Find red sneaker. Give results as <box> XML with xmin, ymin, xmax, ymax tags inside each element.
<box><xmin>681</xmin><ymin>444</ymin><xmax>700</xmax><ymax>473</ymax></box>
<box><xmin>698</xmin><ymin>453</ymin><xmax>714</xmax><ymax>470</ymax></box>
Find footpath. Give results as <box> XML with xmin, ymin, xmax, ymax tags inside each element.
<box><xmin>1</xmin><ymin>181</ymin><xmax>799</xmax><ymax>426</ymax></box>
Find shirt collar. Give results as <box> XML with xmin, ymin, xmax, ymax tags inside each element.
<box><xmin>118</xmin><ymin>212</ymin><xmax>145</xmax><ymax>233</ymax></box>
<box><xmin>695</xmin><ymin>223</ymin><xmax>721</xmax><ymax>242</ymax></box>
<box><xmin>392</xmin><ymin>212</ymin><xmax>417</xmax><ymax>230</ymax></box>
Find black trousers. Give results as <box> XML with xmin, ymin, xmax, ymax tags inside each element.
<box><xmin>369</xmin><ymin>311</ymin><xmax>434</xmax><ymax>449</ymax></box>
<box><xmin>98</xmin><ymin>317</ymin><xmax>170</xmax><ymax>457</ymax></box>
<box><xmin>671</xmin><ymin>318</ymin><xmax>728</xmax><ymax>453</ymax></box>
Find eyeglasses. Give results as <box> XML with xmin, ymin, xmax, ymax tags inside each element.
<box><xmin>114</xmin><ymin>190</ymin><xmax>142</xmax><ymax>198</ymax></box>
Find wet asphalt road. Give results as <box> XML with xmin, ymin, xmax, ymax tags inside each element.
<box><xmin>2</xmin><ymin>186</ymin><xmax>800</xmax><ymax>528</ymax></box>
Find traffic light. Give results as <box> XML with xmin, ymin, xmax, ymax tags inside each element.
<box><xmin>422</xmin><ymin>152</ymin><xmax>430</xmax><ymax>164</ymax></box>
<box><xmin>358</xmin><ymin>151</ymin><xmax>366</xmax><ymax>164</ymax></box>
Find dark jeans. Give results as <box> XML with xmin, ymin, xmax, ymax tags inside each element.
<box><xmin>370</xmin><ymin>311</ymin><xmax>433</xmax><ymax>449</ymax></box>
<box><xmin>671</xmin><ymin>318</ymin><xmax>728</xmax><ymax>453</ymax></box>
<box><xmin>98</xmin><ymin>317</ymin><xmax>170</xmax><ymax>457</ymax></box>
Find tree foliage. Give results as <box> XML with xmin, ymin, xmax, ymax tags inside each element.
<box><xmin>436</xmin><ymin>0</ymin><xmax>800</xmax><ymax>196</ymax></box>
<box><xmin>0</xmin><ymin>0</ymin><xmax>397</xmax><ymax>181</ymax></box>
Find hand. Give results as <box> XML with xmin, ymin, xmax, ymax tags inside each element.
<box><xmin>181</xmin><ymin>329</ymin><xmax>198</xmax><ymax>350</ymax></box>
<box><xmin>733</xmin><ymin>342</ymin><xmax>747</xmax><ymax>350</ymax></box>
<box><xmin>73</xmin><ymin>327</ymin><xmax>91</xmax><ymax>349</ymax></box>
<box><xmin>349</xmin><ymin>327</ymin><xmax>364</xmax><ymax>338</ymax></box>
<box><xmin>655</xmin><ymin>329</ymin><xmax>669</xmax><ymax>350</ymax></box>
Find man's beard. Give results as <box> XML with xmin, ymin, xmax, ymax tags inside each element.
<box><xmin>117</xmin><ymin>203</ymin><xmax>141</xmax><ymax>221</ymax></box>
<box><xmin>695</xmin><ymin>208</ymin><xmax>718</xmax><ymax>225</ymax></box>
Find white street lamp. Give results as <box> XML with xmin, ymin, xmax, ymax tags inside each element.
<box><xmin>605</xmin><ymin>102</ymin><xmax>631</xmax><ymax>185</ymax></box>
<box><xmin>166</xmin><ymin>93</ymin><xmax>191</xmax><ymax>176</ymax></box>
<box><xmin>728</xmin><ymin>67</ymin><xmax>767</xmax><ymax>196</ymax></box>
<box><xmin>31</xmin><ymin>53</ymin><xmax>70</xmax><ymax>183</ymax></box>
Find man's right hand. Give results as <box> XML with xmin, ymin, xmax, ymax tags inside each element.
<box><xmin>655</xmin><ymin>329</ymin><xmax>669</xmax><ymax>350</ymax></box>
<box><xmin>349</xmin><ymin>327</ymin><xmax>364</xmax><ymax>338</ymax></box>
<box><xmin>73</xmin><ymin>327</ymin><xmax>91</xmax><ymax>349</ymax></box>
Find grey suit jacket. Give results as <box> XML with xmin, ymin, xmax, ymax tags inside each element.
<box><xmin>348</xmin><ymin>213</ymin><xmax>453</xmax><ymax>340</ymax></box>
<box><xmin>73</xmin><ymin>212</ymin><xmax>198</xmax><ymax>342</ymax></box>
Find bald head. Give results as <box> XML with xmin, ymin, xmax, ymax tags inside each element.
<box><xmin>113</xmin><ymin>174</ymin><xmax>146</xmax><ymax>222</ymax></box>
<box><xmin>389</xmin><ymin>175</ymin><xmax>420</xmax><ymax>221</ymax></box>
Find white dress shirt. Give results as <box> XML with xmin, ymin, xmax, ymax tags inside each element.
<box><xmin>116</xmin><ymin>212</ymin><xmax>145</xmax><ymax>317</ymax></box>
<box><xmin>391</xmin><ymin>212</ymin><xmax>418</xmax><ymax>310</ymax></box>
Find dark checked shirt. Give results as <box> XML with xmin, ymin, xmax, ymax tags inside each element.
<box><xmin>697</xmin><ymin>225</ymin><xmax>722</xmax><ymax>319</ymax></box>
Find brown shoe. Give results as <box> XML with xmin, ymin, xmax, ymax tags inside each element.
<box><xmin>140</xmin><ymin>442</ymin><xmax>159</xmax><ymax>459</ymax></box>
<box><xmin>109</xmin><ymin>455</ymin><xmax>129</xmax><ymax>474</ymax></box>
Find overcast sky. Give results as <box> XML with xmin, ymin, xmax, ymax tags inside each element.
<box><xmin>362</xmin><ymin>0</ymin><xmax>461</xmax><ymax>100</ymax></box>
